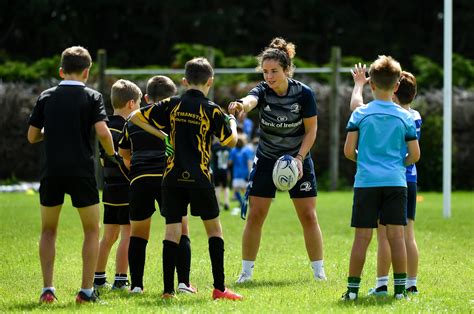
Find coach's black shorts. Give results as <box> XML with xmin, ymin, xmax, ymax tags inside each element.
<box><xmin>351</xmin><ymin>187</ymin><xmax>407</xmax><ymax>228</ymax></box>
<box><xmin>39</xmin><ymin>176</ymin><xmax>99</xmax><ymax>208</ymax></box>
<box><xmin>129</xmin><ymin>175</ymin><xmax>162</xmax><ymax>221</ymax></box>
<box><xmin>213</xmin><ymin>168</ymin><xmax>230</xmax><ymax>188</ymax></box>
<box><xmin>161</xmin><ymin>187</ymin><xmax>219</xmax><ymax>224</ymax></box>
<box><xmin>248</xmin><ymin>154</ymin><xmax>317</xmax><ymax>199</ymax></box>
<box><xmin>407</xmin><ymin>182</ymin><xmax>417</xmax><ymax>221</ymax></box>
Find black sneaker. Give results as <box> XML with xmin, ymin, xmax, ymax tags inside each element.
<box><xmin>406</xmin><ymin>286</ymin><xmax>419</xmax><ymax>295</ymax></box>
<box><xmin>224</xmin><ymin>204</ymin><xmax>230</xmax><ymax>211</ymax></box>
<box><xmin>112</xmin><ymin>280</ymin><xmax>130</xmax><ymax>290</ymax></box>
<box><xmin>368</xmin><ymin>285</ymin><xmax>388</xmax><ymax>296</ymax></box>
<box><xmin>341</xmin><ymin>290</ymin><xmax>357</xmax><ymax>301</ymax></box>
<box><xmin>76</xmin><ymin>290</ymin><xmax>99</xmax><ymax>303</ymax></box>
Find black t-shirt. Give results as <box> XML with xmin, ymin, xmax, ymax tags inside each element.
<box><xmin>139</xmin><ymin>89</ymin><xmax>234</xmax><ymax>188</ymax></box>
<box><xmin>101</xmin><ymin>115</ymin><xmax>129</xmax><ymax>184</ymax></box>
<box><xmin>119</xmin><ymin>113</ymin><xmax>167</xmax><ymax>181</ymax></box>
<box><xmin>28</xmin><ymin>81</ymin><xmax>107</xmax><ymax>179</ymax></box>
<box><xmin>211</xmin><ymin>141</ymin><xmax>231</xmax><ymax>172</ymax></box>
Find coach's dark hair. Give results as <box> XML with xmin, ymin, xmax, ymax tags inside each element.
<box><xmin>185</xmin><ymin>57</ymin><xmax>214</xmax><ymax>85</ymax></box>
<box><xmin>61</xmin><ymin>46</ymin><xmax>92</xmax><ymax>74</ymax></box>
<box><xmin>257</xmin><ymin>37</ymin><xmax>296</xmax><ymax>77</ymax></box>
<box><xmin>146</xmin><ymin>76</ymin><xmax>177</xmax><ymax>102</ymax></box>
<box><xmin>395</xmin><ymin>71</ymin><xmax>417</xmax><ymax>105</ymax></box>
<box><xmin>111</xmin><ymin>79</ymin><xmax>142</xmax><ymax>109</ymax></box>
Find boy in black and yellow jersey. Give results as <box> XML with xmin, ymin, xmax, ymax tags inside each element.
<box><xmin>119</xmin><ymin>76</ymin><xmax>195</xmax><ymax>294</ymax></box>
<box><xmin>93</xmin><ymin>79</ymin><xmax>141</xmax><ymax>291</ymax></box>
<box><xmin>130</xmin><ymin>58</ymin><xmax>242</xmax><ymax>300</ymax></box>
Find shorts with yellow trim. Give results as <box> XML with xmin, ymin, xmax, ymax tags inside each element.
<box><xmin>102</xmin><ymin>183</ymin><xmax>130</xmax><ymax>225</ymax></box>
<box><xmin>129</xmin><ymin>175</ymin><xmax>163</xmax><ymax>221</ymax></box>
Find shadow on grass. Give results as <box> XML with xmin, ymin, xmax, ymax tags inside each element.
<box><xmin>335</xmin><ymin>295</ymin><xmax>403</xmax><ymax>309</ymax></box>
<box><xmin>228</xmin><ymin>278</ymin><xmax>301</xmax><ymax>290</ymax></box>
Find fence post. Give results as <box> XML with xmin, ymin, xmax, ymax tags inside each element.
<box><xmin>207</xmin><ymin>48</ymin><xmax>215</xmax><ymax>101</ymax></box>
<box><xmin>95</xmin><ymin>49</ymin><xmax>107</xmax><ymax>190</ymax></box>
<box><xmin>329</xmin><ymin>46</ymin><xmax>341</xmax><ymax>191</ymax></box>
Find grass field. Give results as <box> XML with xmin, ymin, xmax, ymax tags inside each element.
<box><xmin>0</xmin><ymin>191</ymin><xmax>473</xmax><ymax>313</ymax></box>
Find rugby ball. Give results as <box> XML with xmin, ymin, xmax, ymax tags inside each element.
<box><xmin>272</xmin><ymin>155</ymin><xmax>299</xmax><ymax>191</ymax></box>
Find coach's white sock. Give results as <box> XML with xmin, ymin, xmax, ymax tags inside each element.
<box><xmin>80</xmin><ymin>288</ymin><xmax>94</xmax><ymax>297</ymax></box>
<box><xmin>376</xmin><ymin>276</ymin><xmax>389</xmax><ymax>288</ymax></box>
<box><xmin>42</xmin><ymin>287</ymin><xmax>55</xmax><ymax>294</ymax></box>
<box><xmin>242</xmin><ymin>260</ymin><xmax>254</xmax><ymax>276</ymax></box>
<box><xmin>311</xmin><ymin>260</ymin><xmax>326</xmax><ymax>279</ymax></box>
<box><xmin>406</xmin><ymin>277</ymin><xmax>417</xmax><ymax>288</ymax></box>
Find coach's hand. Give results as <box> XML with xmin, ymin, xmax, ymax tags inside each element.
<box><xmin>164</xmin><ymin>135</ymin><xmax>174</xmax><ymax>157</ymax></box>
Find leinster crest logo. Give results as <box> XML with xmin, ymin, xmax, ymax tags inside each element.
<box><xmin>290</xmin><ymin>103</ymin><xmax>301</xmax><ymax>114</ymax></box>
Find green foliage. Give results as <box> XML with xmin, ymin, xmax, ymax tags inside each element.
<box><xmin>452</xmin><ymin>53</ymin><xmax>474</xmax><ymax>88</ymax></box>
<box><xmin>0</xmin><ymin>192</ymin><xmax>472</xmax><ymax>312</ymax></box>
<box><xmin>172</xmin><ymin>43</ymin><xmax>225</xmax><ymax>68</ymax></box>
<box><xmin>0</xmin><ymin>56</ymin><xmax>60</xmax><ymax>82</ymax></box>
<box><xmin>412</xmin><ymin>55</ymin><xmax>443</xmax><ymax>88</ymax></box>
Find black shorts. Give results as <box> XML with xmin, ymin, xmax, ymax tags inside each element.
<box><xmin>407</xmin><ymin>182</ymin><xmax>417</xmax><ymax>221</ymax></box>
<box><xmin>213</xmin><ymin>169</ymin><xmax>230</xmax><ymax>188</ymax></box>
<box><xmin>129</xmin><ymin>175</ymin><xmax>162</xmax><ymax>221</ymax></box>
<box><xmin>103</xmin><ymin>204</ymin><xmax>130</xmax><ymax>225</ymax></box>
<box><xmin>351</xmin><ymin>187</ymin><xmax>407</xmax><ymax>228</ymax></box>
<box><xmin>248</xmin><ymin>154</ymin><xmax>317</xmax><ymax>199</ymax></box>
<box><xmin>39</xmin><ymin>176</ymin><xmax>99</xmax><ymax>208</ymax></box>
<box><xmin>162</xmin><ymin>187</ymin><xmax>219</xmax><ymax>224</ymax></box>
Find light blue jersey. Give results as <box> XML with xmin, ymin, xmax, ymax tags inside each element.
<box><xmin>229</xmin><ymin>146</ymin><xmax>253</xmax><ymax>180</ymax></box>
<box><xmin>346</xmin><ymin>100</ymin><xmax>418</xmax><ymax>188</ymax></box>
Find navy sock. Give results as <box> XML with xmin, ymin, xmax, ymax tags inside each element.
<box><xmin>128</xmin><ymin>236</ymin><xmax>148</xmax><ymax>289</ymax></box>
<box><xmin>209</xmin><ymin>237</ymin><xmax>225</xmax><ymax>292</ymax></box>
<box><xmin>177</xmin><ymin>235</ymin><xmax>191</xmax><ymax>286</ymax></box>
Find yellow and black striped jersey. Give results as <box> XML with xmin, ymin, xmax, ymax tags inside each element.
<box><xmin>101</xmin><ymin>115</ymin><xmax>129</xmax><ymax>184</ymax></box>
<box><xmin>138</xmin><ymin>89</ymin><xmax>233</xmax><ymax>188</ymax></box>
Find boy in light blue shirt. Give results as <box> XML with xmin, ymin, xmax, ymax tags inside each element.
<box><xmin>342</xmin><ymin>56</ymin><xmax>420</xmax><ymax>301</ymax></box>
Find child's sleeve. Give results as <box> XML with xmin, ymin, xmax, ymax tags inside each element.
<box><xmin>118</xmin><ymin>123</ymin><xmax>131</xmax><ymax>150</ymax></box>
<box><xmin>405</xmin><ymin>117</ymin><xmax>418</xmax><ymax>141</ymax></box>
<box><xmin>139</xmin><ymin>103</ymin><xmax>167</xmax><ymax>130</ymax></box>
<box><xmin>28</xmin><ymin>95</ymin><xmax>45</xmax><ymax>128</ymax></box>
<box><xmin>346</xmin><ymin>110</ymin><xmax>361</xmax><ymax>132</ymax></box>
<box><xmin>92</xmin><ymin>93</ymin><xmax>108</xmax><ymax>123</ymax></box>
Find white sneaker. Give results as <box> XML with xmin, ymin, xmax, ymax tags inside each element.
<box><xmin>314</xmin><ymin>272</ymin><xmax>327</xmax><ymax>281</ymax></box>
<box><xmin>129</xmin><ymin>287</ymin><xmax>144</xmax><ymax>294</ymax></box>
<box><xmin>235</xmin><ymin>272</ymin><xmax>252</xmax><ymax>284</ymax></box>
<box><xmin>177</xmin><ymin>283</ymin><xmax>197</xmax><ymax>294</ymax></box>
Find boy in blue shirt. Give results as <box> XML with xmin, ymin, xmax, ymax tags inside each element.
<box><xmin>342</xmin><ymin>55</ymin><xmax>420</xmax><ymax>300</ymax></box>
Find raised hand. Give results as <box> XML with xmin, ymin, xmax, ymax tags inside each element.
<box><xmin>351</xmin><ymin>63</ymin><xmax>370</xmax><ymax>86</ymax></box>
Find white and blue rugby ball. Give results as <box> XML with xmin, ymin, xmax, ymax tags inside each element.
<box><xmin>272</xmin><ymin>155</ymin><xmax>299</xmax><ymax>191</ymax></box>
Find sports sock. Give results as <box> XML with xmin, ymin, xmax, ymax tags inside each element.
<box><xmin>177</xmin><ymin>235</ymin><xmax>191</xmax><ymax>286</ymax></box>
<box><xmin>406</xmin><ymin>277</ymin><xmax>417</xmax><ymax>288</ymax></box>
<box><xmin>163</xmin><ymin>240</ymin><xmax>179</xmax><ymax>294</ymax></box>
<box><xmin>209</xmin><ymin>237</ymin><xmax>225</xmax><ymax>292</ymax></box>
<box><xmin>394</xmin><ymin>273</ymin><xmax>407</xmax><ymax>294</ymax></box>
<box><xmin>376</xmin><ymin>275</ymin><xmax>389</xmax><ymax>288</ymax></box>
<box><xmin>128</xmin><ymin>236</ymin><xmax>148</xmax><ymax>289</ymax></box>
<box><xmin>347</xmin><ymin>277</ymin><xmax>361</xmax><ymax>294</ymax></box>
<box><xmin>80</xmin><ymin>288</ymin><xmax>94</xmax><ymax>297</ymax></box>
<box><xmin>235</xmin><ymin>191</ymin><xmax>243</xmax><ymax>207</ymax></box>
<box><xmin>94</xmin><ymin>272</ymin><xmax>106</xmax><ymax>285</ymax></box>
<box><xmin>311</xmin><ymin>260</ymin><xmax>325</xmax><ymax>277</ymax></box>
<box><xmin>42</xmin><ymin>287</ymin><xmax>55</xmax><ymax>294</ymax></box>
<box><xmin>242</xmin><ymin>260</ymin><xmax>254</xmax><ymax>276</ymax></box>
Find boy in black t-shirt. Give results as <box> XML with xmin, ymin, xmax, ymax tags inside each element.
<box><xmin>93</xmin><ymin>79</ymin><xmax>141</xmax><ymax>291</ymax></box>
<box><xmin>130</xmin><ymin>58</ymin><xmax>242</xmax><ymax>300</ymax></box>
<box><xmin>28</xmin><ymin>46</ymin><xmax>117</xmax><ymax>304</ymax></box>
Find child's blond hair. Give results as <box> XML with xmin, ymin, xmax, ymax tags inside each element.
<box><xmin>111</xmin><ymin>79</ymin><xmax>142</xmax><ymax>109</ymax></box>
<box><xmin>369</xmin><ymin>55</ymin><xmax>401</xmax><ymax>91</ymax></box>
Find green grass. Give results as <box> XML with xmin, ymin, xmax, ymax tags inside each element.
<box><xmin>0</xmin><ymin>191</ymin><xmax>473</xmax><ymax>312</ymax></box>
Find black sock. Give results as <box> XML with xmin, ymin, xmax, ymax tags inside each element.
<box><xmin>177</xmin><ymin>235</ymin><xmax>191</xmax><ymax>286</ymax></box>
<box><xmin>94</xmin><ymin>271</ymin><xmax>106</xmax><ymax>285</ymax></box>
<box><xmin>128</xmin><ymin>236</ymin><xmax>148</xmax><ymax>289</ymax></box>
<box><xmin>163</xmin><ymin>240</ymin><xmax>179</xmax><ymax>294</ymax></box>
<box><xmin>209</xmin><ymin>236</ymin><xmax>225</xmax><ymax>292</ymax></box>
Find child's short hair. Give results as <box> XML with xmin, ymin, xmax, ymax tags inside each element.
<box><xmin>111</xmin><ymin>79</ymin><xmax>142</xmax><ymax>109</ymax></box>
<box><xmin>146</xmin><ymin>76</ymin><xmax>177</xmax><ymax>102</ymax></box>
<box><xmin>395</xmin><ymin>71</ymin><xmax>417</xmax><ymax>105</ymax></box>
<box><xmin>185</xmin><ymin>57</ymin><xmax>213</xmax><ymax>85</ymax></box>
<box><xmin>369</xmin><ymin>55</ymin><xmax>401</xmax><ymax>91</ymax></box>
<box><xmin>61</xmin><ymin>46</ymin><xmax>92</xmax><ymax>74</ymax></box>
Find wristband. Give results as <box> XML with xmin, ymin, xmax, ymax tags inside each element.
<box><xmin>296</xmin><ymin>153</ymin><xmax>304</xmax><ymax>161</ymax></box>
